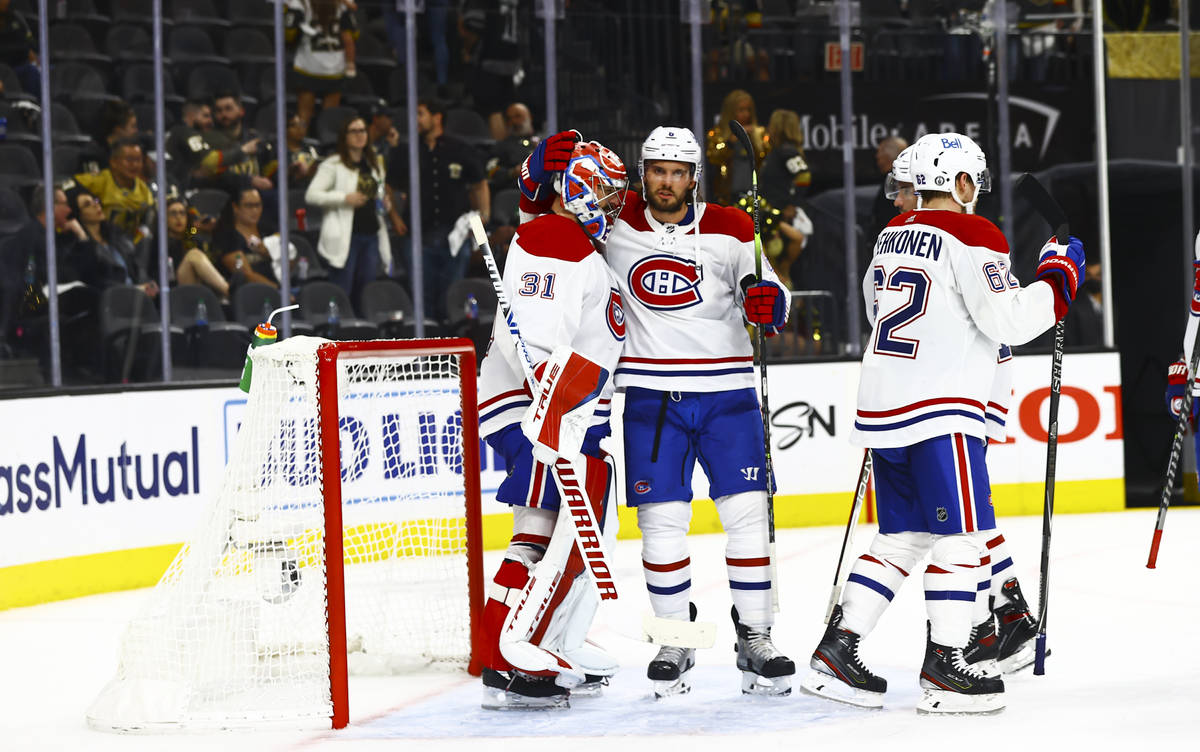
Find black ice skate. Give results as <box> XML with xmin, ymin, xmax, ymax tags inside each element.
<box><xmin>994</xmin><ymin>578</ymin><xmax>1040</xmax><ymax>673</ymax></box>
<box><xmin>917</xmin><ymin>630</ymin><xmax>1005</xmax><ymax>715</ymax></box>
<box><xmin>481</xmin><ymin>668</ymin><xmax>569</xmax><ymax>711</ymax></box>
<box><xmin>731</xmin><ymin>606</ymin><xmax>794</xmax><ymax>696</ymax></box>
<box><xmin>799</xmin><ymin>604</ymin><xmax>886</xmax><ymax>709</ymax></box>
<box><xmin>962</xmin><ymin>615</ymin><xmax>1000</xmax><ymax>677</ymax></box>
<box><xmin>647</xmin><ymin>603</ymin><xmax>698</xmax><ymax>698</ymax></box>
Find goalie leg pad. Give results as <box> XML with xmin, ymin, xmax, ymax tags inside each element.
<box><xmin>637</xmin><ymin>501</ymin><xmax>693</xmax><ymax>621</ymax></box>
<box><xmin>716</xmin><ymin>491</ymin><xmax>773</xmax><ymax>629</ymax></box>
<box><xmin>840</xmin><ymin>531</ymin><xmax>932</xmax><ymax>638</ymax></box>
<box><xmin>480</xmin><ymin>507</ymin><xmax>557</xmax><ymax>672</ymax></box>
<box><xmin>926</xmin><ymin>534</ymin><xmax>987</xmax><ymax>649</ymax></box>
<box><xmin>522</xmin><ymin>346</ymin><xmax>610</xmax><ymax>466</ymax></box>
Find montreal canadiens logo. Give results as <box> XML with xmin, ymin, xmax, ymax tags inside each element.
<box><xmin>628</xmin><ymin>254</ymin><xmax>703</xmax><ymax>310</ymax></box>
<box><xmin>607</xmin><ymin>289</ymin><xmax>626</xmax><ymax>341</ymax></box>
<box><xmin>634</xmin><ymin>480</ymin><xmax>651</xmax><ymax>495</ymax></box>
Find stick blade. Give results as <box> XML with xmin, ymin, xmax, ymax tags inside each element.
<box><xmin>1014</xmin><ymin>173</ymin><xmax>1069</xmax><ymax>243</ymax></box>
<box><xmin>642</xmin><ymin>613</ymin><xmax>716</xmax><ymax>649</ymax></box>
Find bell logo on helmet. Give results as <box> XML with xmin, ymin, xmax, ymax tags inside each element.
<box><xmin>628</xmin><ymin>255</ymin><xmax>703</xmax><ymax>310</ymax></box>
<box><xmin>941</xmin><ymin>136</ymin><xmax>963</xmax><ymax>149</ymax></box>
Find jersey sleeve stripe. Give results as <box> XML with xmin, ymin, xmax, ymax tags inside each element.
<box><xmin>616</xmin><ymin>365</ymin><xmax>755</xmax><ymax>378</ymax></box>
<box><xmin>854</xmin><ymin>408</ymin><xmax>986</xmax><ymax>433</ymax></box>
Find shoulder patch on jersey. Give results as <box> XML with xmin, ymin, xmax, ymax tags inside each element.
<box><xmin>513</xmin><ymin>214</ymin><xmax>597</xmax><ymax>262</ymax></box>
<box><xmin>695</xmin><ymin>203</ymin><xmax>754</xmax><ymax>243</ymax></box>
<box><xmin>894</xmin><ymin>210</ymin><xmax>1009</xmax><ymax>255</ymax></box>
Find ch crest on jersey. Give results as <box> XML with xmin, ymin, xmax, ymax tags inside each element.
<box><xmin>628</xmin><ymin>254</ymin><xmax>703</xmax><ymax>310</ymax></box>
<box><xmin>607</xmin><ymin>288</ymin><xmax>626</xmax><ymax>341</ymax></box>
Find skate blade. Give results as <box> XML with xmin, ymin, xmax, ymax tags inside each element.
<box><xmin>799</xmin><ymin>669</ymin><xmax>883</xmax><ymax>709</ymax></box>
<box><xmin>652</xmin><ymin>668</ymin><xmax>693</xmax><ymax>699</ymax></box>
<box><xmin>481</xmin><ymin>687</ymin><xmax>570</xmax><ymax>711</ymax></box>
<box><xmin>741</xmin><ymin>670</ymin><xmax>793</xmax><ymax>696</ymax></box>
<box><xmin>916</xmin><ymin>689</ymin><xmax>1005</xmax><ymax>715</ymax></box>
<box><xmin>570</xmin><ymin>676</ymin><xmax>610</xmax><ymax>698</ymax></box>
<box><xmin>997</xmin><ymin>644</ymin><xmax>1044</xmax><ymax>674</ymax></box>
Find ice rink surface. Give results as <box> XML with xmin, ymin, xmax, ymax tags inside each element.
<box><xmin>2</xmin><ymin>509</ymin><xmax>1198</xmax><ymax>751</ymax></box>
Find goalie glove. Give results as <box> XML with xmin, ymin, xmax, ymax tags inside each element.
<box><xmin>521</xmin><ymin>346</ymin><xmax>609</xmax><ymax>466</ymax></box>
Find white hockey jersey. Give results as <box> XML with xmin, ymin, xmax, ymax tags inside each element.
<box><xmin>851</xmin><ymin>210</ymin><xmax>1057</xmax><ymax>448</ymax></box>
<box><xmin>603</xmin><ymin>194</ymin><xmax>788</xmax><ymax>392</ymax></box>
<box><xmin>986</xmin><ymin>344</ymin><xmax>1013</xmax><ymax>443</ymax></box>
<box><xmin>478</xmin><ymin>213</ymin><xmax>627</xmax><ymax>439</ymax></box>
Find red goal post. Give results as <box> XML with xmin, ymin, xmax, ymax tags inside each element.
<box><xmin>88</xmin><ymin>337</ymin><xmax>485</xmax><ymax>732</ymax></box>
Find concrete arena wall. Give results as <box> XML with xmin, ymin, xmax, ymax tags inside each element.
<box><xmin>0</xmin><ymin>352</ymin><xmax>1124</xmax><ymax>610</ymax></box>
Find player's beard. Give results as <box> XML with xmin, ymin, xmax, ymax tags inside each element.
<box><xmin>647</xmin><ymin>185</ymin><xmax>688</xmax><ymax>215</ymax></box>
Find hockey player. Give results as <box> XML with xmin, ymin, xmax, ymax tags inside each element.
<box><xmin>881</xmin><ymin>144</ymin><xmax>1041</xmax><ymax>675</ymax></box>
<box><xmin>800</xmin><ymin>132</ymin><xmax>1085</xmax><ymax>714</ymax></box>
<box><xmin>1164</xmin><ymin>234</ymin><xmax>1200</xmax><ymax>478</ymax></box>
<box><xmin>476</xmin><ymin>139</ymin><xmax>630</xmax><ymax>709</ymax></box>
<box><xmin>518</xmin><ymin>126</ymin><xmax>795</xmax><ymax>698</ymax></box>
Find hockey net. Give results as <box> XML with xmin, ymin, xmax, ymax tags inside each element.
<box><xmin>88</xmin><ymin>337</ymin><xmax>483</xmax><ymax>731</ymax></box>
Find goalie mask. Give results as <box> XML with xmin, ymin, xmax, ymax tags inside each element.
<box><xmin>639</xmin><ymin>126</ymin><xmax>703</xmax><ymax>204</ymax></box>
<box><xmin>910</xmin><ymin>132</ymin><xmax>991</xmax><ymax>213</ymax></box>
<box><xmin>884</xmin><ymin>145</ymin><xmax>914</xmax><ymax>199</ymax></box>
<box><xmin>556</xmin><ymin>141</ymin><xmax>629</xmax><ymax>244</ymax></box>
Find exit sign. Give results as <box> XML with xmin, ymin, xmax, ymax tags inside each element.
<box><xmin>824</xmin><ymin>42</ymin><xmax>864</xmax><ymax>72</ymax></box>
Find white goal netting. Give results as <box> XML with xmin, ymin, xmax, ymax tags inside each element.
<box><xmin>88</xmin><ymin>337</ymin><xmax>480</xmax><ymax>731</ymax></box>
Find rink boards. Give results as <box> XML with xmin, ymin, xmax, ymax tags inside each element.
<box><xmin>0</xmin><ymin>351</ymin><xmax>1124</xmax><ymax>609</ymax></box>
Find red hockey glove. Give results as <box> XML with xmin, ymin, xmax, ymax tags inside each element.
<box><xmin>742</xmin><ymin>280</ymin><xmax>788</xmax><ymax>333</ymax></box>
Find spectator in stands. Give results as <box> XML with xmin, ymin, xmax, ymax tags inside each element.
<box><xmin>285</xmin><ymin>0</ymin><xmax>357</xmax><ymax>133</ymax></box>
<box><xmin>459</xmin><ymin>0</ymin><xmax>523</xmax><ymax>141</ymax></box>
<box><xmin>208</xmin><ymin>92</ymin><xmax>273</xmax><ymax>193</ymax></box>
<box><xmin>156</xmin><ymin>196</ymin><xmax>231</xmax><ymax>299</ymax></box>
<box><xmin>305</xmin><ymin>116</ymin><xmax>393</xmax><ymax>311</ymax></box>
<box><xmin>0</xmin><ymin>185</ymin><xmax>83</xmax><ymax>356</ymax></box>
<box><xmin>366</xmin><ymin>101</ymin><xmax>400</xmax><ymax>164</ymax></box>
<box><xmin>1065</xmin><ymin>260</ymin><xmax>1103</xmax><ymax>347</ymax></box>
<box><xmin>66</xmin><ymin>186</ymin><xmax>157</xmax><ymax>298</ymax></box>
<box><xmin>386</xmin><ymin>98</ymin><xmax>489</xmax><ymax>321</ymax></box>
<box><xmin>79</xmin><ymin>101</ymin><xmax>140</xmax><ymax>175</ymax></box>
<box><xmin>264</xmin><ymin>112</ymin><xmax>320</xmax><ymax>189</ymax></box>
<box><xmin>211</xmin><ymin>187</ymin><xmax>279</xmax><ymax>288</ymax></box>
<box><xmin>707</xmin><ymin>89</ymin><xmax>767</xmax><ymax>205</ymax></box>
<box><xmin>0</xmin><ymin>0</ymin><xmax>39</xmax><ymax>98</ymax></box>
<box><xmin>760</xmin><ymin>109</ymin><xmax>811</xmax><ymax>208</ymax></box>
<box><xmin>487</xmin><ymin>101</ymin><xmax>538</xmax><ymax>194</ymax></box>
<box><xmin>870</xmin><ymin>136</ymin><xmax>908</xmax><ymax>242</ymax></box>
<box><xmin>71</xmin><ymin>138</ymin><xmax>155</xmax><ymax>244</ymax></box>
<box><xmin>166</xmin><ymin>98</ymin><xmax>252</xmax><ymax>190</ymax></box>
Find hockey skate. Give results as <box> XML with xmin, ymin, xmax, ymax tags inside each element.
<box><xmin>962</xmin><ymin>616</ymin><xmax>1000</xmax><ymax>678</ymax></box>
<box><xmin>731</xmin><ymin>606</ymin><xmax>794</xmax><ymax>696</ymax></box>
<box><xmin>917</xmin><ymin>629</ymin><xmax>1005</xmax><ymax>715</ymax></box>
<box><xmin>993</xmin><ymin>578</ymin><xmax>1040</xmax><ymax>673</ymax></box>
<box><xmin>800</xmin><ymin>605</ymin><xmax>886</xmax><ymax>709</ymax></box>
<box><xmin>481</xmin><ymin>668</ymin><xmax>570</xmax><ymax>711</ymax></box>
<box><xmin>647</xmin><ymin>604</ymin><xmax>698</xmax><ymax>698</ymax></box>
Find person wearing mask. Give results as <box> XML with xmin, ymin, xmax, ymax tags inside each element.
<box><xmin>211</xmin><ymin>187</ymin><xmax>279</xmax><ymax>288</ymax></box>
<box><xmin>305</xmin><ymin>116</ymin><xmax>394</xmax><ymax>310</ymax></box>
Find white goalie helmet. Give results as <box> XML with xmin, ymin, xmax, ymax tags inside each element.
<box><xmin>884</xmin><ymin>145</ymin><xmax>914</xmax><ymax>199</ymax></box>
<box><xmin>639</xmin><ymin>126</ymin><xmax>703</xmax><ymax>198</ymax></box>
<box><xmin>910</xmin><ymin>132</ymin><xmax>991</xmax><ymax>212</ymax></box>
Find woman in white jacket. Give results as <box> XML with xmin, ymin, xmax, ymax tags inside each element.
<box><xmin>305</xmin><ymin>116</ymin><xmax>393</xmax><ymax>311</ymax></box>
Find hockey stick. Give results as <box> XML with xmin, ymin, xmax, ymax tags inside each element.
<box><xmin>469</xmin><ymin>214</ymin><xmax>617</xmax><ymax>602</ymax></box>
<box><xmin>1014</xmin><ymin>173</ymin><xmax>1068</xmax><ymax>676</ymax></box>
<box><xmin>730</xmin><ymin>119</ymin><xmax>780</xmax><ymax>613</ymax></box>
<box><xmin>824</xmin><ymin>449</ymin><xmax>872</xmax><ymax>625</ymax></box>
<box><xmin>1146</xmin><ymin>271</ymin><xmax>1200</xmax><ymax>568</ymax></box>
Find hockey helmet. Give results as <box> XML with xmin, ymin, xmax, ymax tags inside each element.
<box><xmin>556</xmin><ymin>140</ymin><xmax>629</xmax><ymax>244</ymax></box>
<box><xmin>910</xmin><ymin>132</ymin><xmax>991</xmax><ymax>212</ymax></box>
<box><xmin>639</xmin><ymin>126</ymin><xmax>703</xmax><ymax>194</ymax></box>
<box><xmin>884</xmin><ymin>145</ymin><xmax>914</xmax><ymax>199</ymax></box>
